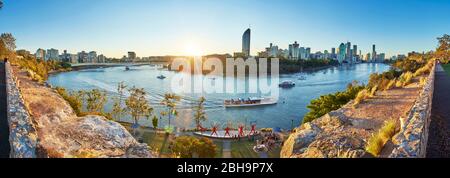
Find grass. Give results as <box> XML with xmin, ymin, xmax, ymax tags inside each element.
<box><xmin>443</xmin><ymin>63</ymin><xmax>450</xmax><ymax>76</ymax></box>
<box><xmin>353</xmin><ymin>89</ymin><xmax>370</xmax><ymax>108</ymax></box>
<box><xmin>365</xmin><ymin>120</ymin><xmax>398</xmax><ymax>157</ymax></box>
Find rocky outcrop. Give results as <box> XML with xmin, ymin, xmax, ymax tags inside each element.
<box><xmin>7</xmin><ymin>64</ymin><xmax>155</xmax><ymax>158</ymax></box>
<box><xmin>389</xmin><ymin>62</ymin><xmax>436</xmax><ymax>158</ymax></box>
<box><xmin>281</xmin><ymin>111</ymin><xmax>369</xmax><ymax>158</ymax></box>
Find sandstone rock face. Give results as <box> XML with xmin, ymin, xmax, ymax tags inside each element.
<box><xmin>281</xmin><ymin>112</ymin><xmax>368</xmax><ymax>158</ymax></box>
<box><xmin>8</xmin><ymin>65</ymin><xmax>155</xmax><ymax>158</ymax></box>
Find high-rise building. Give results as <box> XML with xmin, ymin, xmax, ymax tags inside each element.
<box><xmin>305</xmin><ymin>48</ymin><xmax>311</xmax><ymax>60</ymax></box>
<box><xmin>346</xmin><ymin>42</ymin><xmax>351</xmax><ymax>62</ymax></box>
<box><xmin>128</xmin><ymin>51</ymin><xmax>137</xmax><ymax>60</ymax></box>
<box><xmin>46</xmin><ymin>48</ymin><xmax>59</xmax><ymax>61</ymax></box>
<box><xmin>35</xmin><ymin>48</ymin><xmax>46</xmax><ymax>60</ymax></box>
<box><xmin>78</xmin><ymin>51</ymin><xmax>88</xmax><ymax>63</ymax></box>
<box><xmin>353</xmin><ymin>45</ymin><xmax>358</xmax><ymax>57</ymax></box>
<box><xmin>372</xmin><ymin>44</ymin><xmax>377</xmax><ymax>61</ymax></box>
<box><xmin>266</xmin><ymin>43</ymin><xmax>279</xmax><ymax>57</ymax></box>
<box><xmin>88</xmin><ymin>51</ymin><xmax>98</xmax><ymax>63</ymax></box>
<box><xmin>338</xmin><ymin>43</ymin><xmax>346</xmax><ymax>63</ymax></box>
<box><xmin>289</xmin><ymin>41</ymin><xmax>300</xmax><ymax>60</ymax></box>
<box><xmin>242</xmin><ymin>28</ymin><xmax>251</xmax><ymax>57</ymax></box>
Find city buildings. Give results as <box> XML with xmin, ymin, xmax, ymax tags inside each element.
<box><xmin>128</xmin><ymin>51</ymin><xmax>137</xmax><ymax>60</ymax></box>
<box><xmin>46</xmin><ymin>48</ymin><xmax>59</xmax><ymax>61</ymax></box>
<box><xmin>35</xmin><ymin>48</ymin><xmax>46</xmax><ymax>60</ymax></box>
<box><xmin>242</xmin><ymin>28</ymin><xmax>251</xmax><ymax>57</ymax></box>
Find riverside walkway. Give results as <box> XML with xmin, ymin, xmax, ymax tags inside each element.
<box><xmin>0</xmin><ymin>62</ymin><xmax>10</xmax><ymax>158</ymax></box>
<box><xmin>427</xmin><ymin>64</ymin><xmax>450</xmax><ymax>158</ymax></box>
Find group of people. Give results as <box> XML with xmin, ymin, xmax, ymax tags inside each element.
<box><xmin>256</xmin><ymin>131</ymin><xmax>281</xmax><ymax>152</ymax></box>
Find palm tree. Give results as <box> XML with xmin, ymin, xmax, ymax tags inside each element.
<box><xmin>161</xmin><ymin>93</ymin><xmax>180</xmax><ymax>132</ymax></box>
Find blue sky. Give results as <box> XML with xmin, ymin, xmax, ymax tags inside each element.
<box><xmin>1</xmin><ymin>0</ymin><xmax>449</xmax><ymax>57</ymax></box>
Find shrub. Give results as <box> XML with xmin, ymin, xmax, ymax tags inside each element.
<box><xmin>386</xmin><ymin>79</ymin><xmax>396</xmax><ymax>90</ymax></box>
<box><xmin>171</xmin><ymin>136</ymin><xmax>217</xmax><ymax>158</ymax></box>
<box><xmin>366</xmin><ymin>120</ymin><xmax>398</xmax><ymax>157</ymax></box>
<box><xmin>370</xmin><ymin>85</ymin><xmax>378</xmax><ymax>97</ymax></box>
<box><xmin>420</xmin><ymin>77</ymin><xmax>427</xmax><ymax>86</ymax></box>
<box><xmin>55</xmin><ymin>87</ymin><xmax>83</xmax><ymax>115</ymax></box>
<box><xmin>353</xmin><ymin>89</ymin><xmax>370</xmax><ymax>108</ymax></box>
<box><xmin>396</xmin><ymin>71</ymin><xmax>414</xmax><ymax>87</ymax></box>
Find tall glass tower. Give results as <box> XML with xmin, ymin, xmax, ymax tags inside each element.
<box><xmin>242</xmin><ymin>28</ymin><xmax>251</xmax><ymax>57</ymax></box>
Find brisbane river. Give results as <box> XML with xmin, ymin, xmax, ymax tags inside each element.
<box><xmin>48</xmin><ymin>63</ymin><xmax>390</xmax><ymax>130</ymax></box>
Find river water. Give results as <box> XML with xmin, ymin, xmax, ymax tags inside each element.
<box><xmin>48</xmin><ymin>63</ymin><xmax>390</xmax><ymax>130</ymax></box>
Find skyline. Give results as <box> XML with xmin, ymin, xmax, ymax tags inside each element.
<box><xmin>1</xmin><ymin>0</ymin><xmax>450</xmax><ymax>57</ymax></box>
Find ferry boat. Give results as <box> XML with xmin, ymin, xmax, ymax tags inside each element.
<box><xmin>279</xmin><ymin>80</ymin><xmax>296</xmax><ymax>88</ymax></box>
<box><xmin>224</xmin><ymin>97</ymin><xmax>278</xmax><ymax>108</ymax></box>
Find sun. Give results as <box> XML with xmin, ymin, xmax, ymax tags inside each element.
<box><xmin>183</xmin><ymin>42</ymin><xmax>204</xmax><ymax>56</ymax></box>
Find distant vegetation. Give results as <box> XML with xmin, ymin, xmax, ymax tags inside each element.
<box><xmin>280</xmin><ymin>58</ymin><xmax>340</xmax><ymax>73</ymax></box>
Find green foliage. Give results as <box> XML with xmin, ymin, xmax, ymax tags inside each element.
<box><xmin>435</xmin><ymin>34</ymin><xmax>450</xmax><ymax>63</ymax></box>
<box><xmin>303</xmin><ymin>81</ymin><xmax>365</xmax><ymax>124</ymax></box>
<box><xmin>83</xmin><ymin>89</ymin><xmax>107</xmax><ymax>113</ymax></box>
<box><xmin>111</xmin><ymin>82</ymin><xmax>127</xmax><ymax>121</ymax></box>
<box><xmin>279</xmin><ymin>58</ymin><xmax>340</xmax><ymax>73</ymax></box>
<box><xmin>152</xmin><ymin>116</ymin><xmax>158</xmax><ymax>129</ymax></box>
<box><xmin>171</xmin><ymin>136</ymin><xmax>217</xmax><ymax>158</ymax></box>
<box><xmin>0</xmin><ymin>33</ymin><xmax>16</xmax><ymax>51</ymax></box>
<box><xmin>125</xmin><ymin>86</ymin><xmax>153</xmax><ymax>125</ymax></box>
<box><xmin>55</xmin><ymin>87</ymin><xmax>83</xmax><ymax>115</ymax></box>
<box><xmin>161</xmin><ymin>93</ymin><xmax>181</xmax><ymax>129</ymax></box>
<box><xmin>366</xmin><ymin>120</ymin><xmax>398</xmax><ymax>157</ymax></box>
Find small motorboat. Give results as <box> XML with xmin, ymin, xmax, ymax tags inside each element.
<box><xmin>157</xmin><ymin>75</ymin><xmax>166</xmax><ymax>79</ymax></box>
<box><xmin>279</xmin><ymin>81</ymin><xmax>296</xmax><ymax>88</ymax></box>
<box><xmin>125</xmin><ymin>66</ymin><xmax>130</xmax><ymax>71</ymax></box>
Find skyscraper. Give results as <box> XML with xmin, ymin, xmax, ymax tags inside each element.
<box><xmin>338</xmin><ymin>43</ymin><xmax>346</xmax><ymax>63</ymax></box>
<box><xmin>346</xmin><ymin>42</ymin><xmax>352</xmax><ymax>63</ymax></box>
<box><xmin>372</xmin><ymin>44</ymin><xmax>377</xmax><ymax>61</ymax></box>
<box><xmin>353</xmin><ymin>45</ymin><xmax>357</xmax><ymax>57</ymax></box>
<box><xmin>242</xmin><ymin>28</ymin><xmax>251</xmax><ymax>57</ymax></box>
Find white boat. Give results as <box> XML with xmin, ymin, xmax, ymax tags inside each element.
<box><xmin>224</xmin><ymin>97</ymin><xmax>278</xmax><ymax>108</ymax></box>
<box><xmin>279</xmin><ymin>80</ymin><xmax>296</xmax><ymax>88</ymax></box>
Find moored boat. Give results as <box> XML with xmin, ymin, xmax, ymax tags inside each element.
<box><xmin>279</xmin><ymin>80</ymin><xmax>295</xmax><ymax>88</ymax></box>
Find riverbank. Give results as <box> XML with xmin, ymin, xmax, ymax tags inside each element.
<box><xmin>7</xmin><ymin>64</ymin><xmax>155</xmax><ymax>158</ymax></box>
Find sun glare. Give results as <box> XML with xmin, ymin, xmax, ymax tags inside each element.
<box><xmin>183</xmin><ymin>42</ymin><xmax>204</xmax><ymax>56</ymax></box>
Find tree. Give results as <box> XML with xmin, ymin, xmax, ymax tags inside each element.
<box><xmin>83</xmin><ymin>89</ymin><xmax>107</xmax><ymax>113</ymax></box>
<box><xmin>152</xmin><ymin>116</ymin><xmax>158</xmax><ymax>129</ymax></box>
<box><xmin>0</xmin><ymin>33</ymin><xmax>16</xmax><ymax>51</ymax></box>
<box><xmin>161</xmin><ymin>93</ymin><xmax>181</xmax><ymax>132</ymax></box>
<box><xmin>112</xmin><ymin>82</ymin><xmax>127</xmax><ymax>121</ymax></box>
<box><xmin>193</xmin><ymin>97</ymin><xmax>207</xmax><ymax>128</ymax></box>
<box><xmin>435</xmin><ymin>34</ymin><xmax>450</xmax><ymax>62</ymax></box>
<box><xmin>125</xmin><ymin>87</ymin><xmax>152</xmax><ymax>126</ymax></box>
<box><xmin>171</xmin><ymin>136</ymin><xmax>216</xmax><ymax>158</ymax></box>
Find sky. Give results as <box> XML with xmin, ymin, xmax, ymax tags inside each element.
<box><xmin>0</xmin><ymin>0</ymin><xmax>450</xmax><ymax>58</ymax></box>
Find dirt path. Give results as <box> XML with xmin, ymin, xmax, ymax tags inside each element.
<box><xmin>426</xmin><ymin>64</ymin><xmax>450</xmax><ymax>158</ymax></box>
